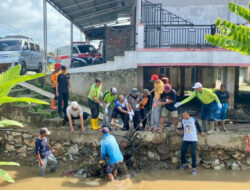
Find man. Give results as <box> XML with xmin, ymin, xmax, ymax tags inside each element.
<box><xmin>128</xmin><ymin>88</ymin><xmax>143</xmax><ymax>131</ymax></box>
<box><xmin>112</xmin><ymin>95</ymin><xmax>131</xmax><ymax>131</ymax></box>
<box><xmin>160</xmin><ymin>84</ymin><xmax>178</xmax><ymax>133</ymax></box>
<box><xmin>101</xmin><ymin>127</ymin><xmax>123</xmax><ymax>182</ymax></box>
<box><xmin>65</xmin><ymin>101</ymin><xmax>89</xmax><ymax>133</ymax></box>
<box><xmin>102</xmin><ymin>87</ymin><xmax>118</xmax><ymax>127</ymax></box>
<box><xmin>175</xmin><ymin>82</ymin><xmax>221</xmax><ymax>134</ymax></box>
<box><xmin>56</xmin><ymin>65</ymin><xmax>72</xmax><ymax>118</ymax></box>
<box><xmin>50</xmin><ymin>63</ymin><xmax>61</xmax><ymax>110</ymax></box>
<box><xmin>215</xmin><ymin>84</ymin><xmax>230</xmax><ymax>132</ymax></box>
<box><xmin>178</xmin><ymin>111</ymin><xmax>205</xmax><ymax>175</ymax></box>
<box><xmin>140</xmin><ymin>89</ymin><xmax>150</xmax><ymax>129</ymax></box>
<box><xmin>35</xmin><ymin>128</ymin><xmax>57</xmax><ymax>176</ymax></box>
<box><xmin>88</xmin><ymin>78</ymin><xmax>103</xmax><ymax>130</ymax></box>
<box><xmin>149</xmin><ymin>74</ymin><xmax>164</xmax><ymax>131</ymax></box>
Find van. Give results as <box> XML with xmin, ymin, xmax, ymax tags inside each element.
<box><xmin>0</xmin><ymin>35</ymin><xmax>43</xmax><ymax>75</ymax></box>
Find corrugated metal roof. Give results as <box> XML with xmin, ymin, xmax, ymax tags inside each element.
<box><xmin>47</xmin><ymin>0</ymin><xmax>134</xmax><ymax>30</ymax></box>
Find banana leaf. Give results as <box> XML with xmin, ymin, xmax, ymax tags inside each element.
<box><xmin>0</xmin><ymin>162</ymin><xmax>20</xmax><ymax>166</ymax></box>
<box><xmin>0</xmin><ymin>120</ymin><xmax>23</xmax><ymax>127</ymax></box>
<box><xmin>0</xmin><ymin>96</ymin><xmax>49</xmax><ymax>105</ymax></box>
<box><xmin>0</xmin><ymin>168</ymin><xmax>15</xmax><ymax>183</ymax></box>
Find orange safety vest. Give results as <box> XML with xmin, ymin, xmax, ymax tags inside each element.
<box><xmin>51</xmin><ymin>71</ymin><xmax>58</xmax><ymax>88</ymax></box>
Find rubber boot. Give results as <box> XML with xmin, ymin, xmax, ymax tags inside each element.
<box><xmin>95</xmin><ymin>118</ymin><xmax>101</xmax><ymax>130</ymax></box>
<box><xmin>50</xmin><ymin>99</ymin><xmax>56</xmax><ymax>110</ymax></box>
<box><xmin>207</xmin><ymin>121</ymin><xmax>215</xmax><ymax>134</ymax></box>
<box><xmin>91</xmin><ymin>119</ymin><xmax>96</xmax><ymax>130</ymax></box>
<box><xmin>201</xmin><ymin>120</ymin><xmax>208</xmax><ymax>132</ymax></box>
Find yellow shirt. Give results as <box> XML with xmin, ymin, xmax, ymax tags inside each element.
<box><xmin>154</xmin><ymin>80</ymin><xmax>164</xmax><ymax>99</ymax></box>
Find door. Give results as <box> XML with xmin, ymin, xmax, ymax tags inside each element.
<box><xmin>22</xmin><ymin>41</ymin><xmax>32</xmax><ymax>69</ymax></box>
<box><xmin>29</xmin><ymin>42</ymin><xmax>36</xmax><ymax>69</ymax></box>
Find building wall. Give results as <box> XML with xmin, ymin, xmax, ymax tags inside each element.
<box><xmin>151</xmin><ymin>0</ymin><xmax>249</xmax><ymax>25</ymax></box>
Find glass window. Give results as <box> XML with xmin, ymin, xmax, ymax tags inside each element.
<box><xmin>35</xmin><ymin>44</ymin><xmax>40</xmax><ymax>51</ymax></box>
<box><xmin>0</xmin><ymin>40</ymin><xmax>22</xmax><ymax>51</ymax></box>
<box><xmin>191</xmin><ymin>68</ymin><xmax>196</xmax><ymax>84</ymax></box>
<box><xmin>166</xmin><ymin>68</ymin><xmax>170</xmax><ymax>79</ymax></box>
<box><xmin>30</xmin><ymin>43</ymin><xmax>35</xmax><ymax>51</ymax></box>
<box><xmin>77</xmin><ymin>45</ymin><xmax>95</xmax><ymax>53</ymax></box>
<box><xmin>72</xmin><ymin>47</ymin><xmax>78</xmax><ymax>54</ymax></box>
<box><xmin>24</xmin><ymin>42</ymin><xmax>29</xmax><ymax>50</ymax></box>
<box><xmin>160</xmin><ymin>68</ymin><xmax>164</xmax><ymax>75</ymax></box>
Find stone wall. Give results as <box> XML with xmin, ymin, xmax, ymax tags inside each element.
<box><xmin>1</xmin><ymin>129</ymin><xmax>250</xmax><ymax>176</ymax></box>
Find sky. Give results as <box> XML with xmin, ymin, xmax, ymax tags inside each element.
<box><xmin>0</xmin><ymin>0</ymin><xmax>85</xmax><ymax>52</ymax></box>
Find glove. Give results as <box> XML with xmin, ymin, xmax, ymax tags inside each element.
<box><xmin>106</xmin><ymin>103</ymin><xmax>110</xmax><ymax>108</ymax></box>
<box><xmin>130</xmin><ymin>110</ymin><xmax>134</xmax><ymax>116</ymax></box>
<box><xmin>100</xmin><ymin>103</ymin><xmax>104</xmax><ymax>108</ymax></box>
<box><xmin>135</xmin><ymin>104</ymin><xmax>140</xmax><ymax>109</ymax></box>
<box><xmin>100</xmin><ymin>92</ymin><xmax>103</xmax><ymax>97</ymax></box>
<box><xmin>129</xmin><ymin>114</ymin><xmax>133</xmax><ymax>121</ymax></box>
<box><xmin>217</xmin><ymin>103</ymin><xmax>222</xmax><ymax>109</ymax></box>
<box><xmin>174</xmin><ymin>102</ymin><xmax>182</xmax><ymax>108</ymax></box>
<box><xmin>165</xmin><ymin>98</ymin><xmax>169</xmax><ymax>103</ymax></box>
<box><xmin>104</xmin><ymin>107</ymin><xmax>108</xmax><ymax>114</ymax></box>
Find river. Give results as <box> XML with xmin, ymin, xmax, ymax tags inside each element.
<box><xmin>0</xmin><ymin>166</ymin><xmax>250</xmax><ymax>190</ymax></box>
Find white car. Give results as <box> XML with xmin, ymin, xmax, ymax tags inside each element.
<box><xmin>0</xmin><ymin>35</ymin><xmax>43</xmax><ymax>75</ymax></box>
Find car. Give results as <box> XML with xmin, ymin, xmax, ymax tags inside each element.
<box><xmin>0</xmin><ymin>35</ymin><xmax>43</xmax><ymax>75</ymax></box>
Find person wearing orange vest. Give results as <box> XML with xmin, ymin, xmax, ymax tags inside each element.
<box><xmin>50</xmin><ymin>63</ymin><xmax>61</xmax><ymax>110</ymax></box>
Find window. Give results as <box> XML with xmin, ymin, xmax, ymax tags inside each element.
<box><xmin>72</xmin><ymin>47</ymin><xmax>78</xmax><ymax>54</ymax></box>
<box><xmin>191</xmin><ymin>68</ymin><xmax>196</xmax><ymax>84</ymax></box>
<box><xmin>166</xmin><ymin>68</ymin><xmax>170</xmax><ymax>79</ymax></box>
<box><xmin>35</xmin><ymin>44</ymin><xmax>40</xmax><ymax>51</ymax></box>
<box><xmin>0</xmin><ymin>40</ymin><xmax>22</xmax><ymax>51</ymax></box>
<box><xmin>23</xmin><ymin>42</ymin><xmax>29</xmax><ymax>50</ymax></box>
<box><xmin>160</xmin><ymin>68</ymin><xmax>164</xmax><ymax>75</ymax></box>
<box><xmin>29</xmin><ymin>43</ymin><xmax>35</xmax><ymax>51</ymax></box>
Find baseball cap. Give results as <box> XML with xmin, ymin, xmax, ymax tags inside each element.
<box><xmin>102</xmin><ymin>127</ymin><xmax>110</xmax><ymax>134</ymax></box>
<box><xmin>71</xmin><ymin>101</ymin><xmax>78</xmax><ymax>109</ymax></box>
<box><xmin>54</xmin><ymin>63</ymin><xmax>61</xmax><ymax>69</ymax></box>
<box><xmin>40</xmin><ymin>128</ymin><xmax>51</xmax><ymax>135</ymax></box>
<box><xmin>95</xmin><ymin>78</ymin><xmax>102</xmax><ymax>83</ymax></box>
<box><xmin>192</xmin><ymin>82</ymin><xmax>202</xmax><ymax>89</ymax></box>
<box><xmin>164</xmin><ymin>84</ymin><xmax>172</xmax><ymax>92</ymax></box>
<box><xmin>111</xmin><ymin>87</ymin><xmax>117</xmax><ymax>94</ymax></box>
<box><xmin>131</xmin><ymin>88</ymin><xmax>139</xmax><ymax>94</ymax></box>
<box><xmin>151</xmin><ymin>74</ymin><xmax>159</xmax><ymax>81</ymax></box>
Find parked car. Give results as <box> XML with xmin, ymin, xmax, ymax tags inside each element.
<box><xmin>0</xmin><ymin>35</ymin><xmax>43</xmax><ymax>75</ymax></box>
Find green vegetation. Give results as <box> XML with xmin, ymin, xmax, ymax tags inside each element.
<box><xmin>206</xmin><ymin>2</ymin><xmax>250</xmax><ymax>55</ymax></box>
<box><xmin>0</xmin><ymin>65</ymin><xmax>48</xmax><ymax>183</ymax></box>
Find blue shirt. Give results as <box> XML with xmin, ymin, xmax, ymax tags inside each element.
<box><xmin>114</xmin><ymin>98</ymin><xmax>128</xmax><ymax>110</ymax></box>
<box><xmin>101</xmin><ymin>134</ymin><xmax>123</xmax><ymax>164</ymax></box>
<box><xmin>35</xmin><ymin>137</ymin><xmax>50</xmax><ymax>159</ymax></box>
<box><xmin>180</xmin><ymin>117</ymin><xmax>202</xmax><ymax>142</ymax></box>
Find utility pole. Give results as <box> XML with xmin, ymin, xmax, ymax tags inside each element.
<box><xmin>43</xmin><ymin>0</ymin><xmax>48</xmax><ymax>73</ymax></box>
<box><xmin>70</xmin><ymin>22</ymin><xmax>73</xmax><ymax>64</ymax></box>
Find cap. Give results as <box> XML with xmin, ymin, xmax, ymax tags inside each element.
<box><xmin>151</xmin><ymin>74</ymin><xmax>159</xmax><ymax>81</ymax></box>
<box><xmin>61</xmin><ymin>65</ymin><xmax>66</xmax><ymax>70</ymax></box>
<box><xmin>71</xmin><ymin>101</ymin><xmax>78</xmax><ymax>109</ymax></box>
<box><xmin>54</xmin><ymin>63</ymin><xmax>61</xmax><ymax>69</ymax></box>
<box><xmin>40</xmin><ymin>128</ymin><xmax>51</xmax><ymax>135</ymax></box>
<box><xmin>131</xmin><ymin>88</ymin><xmax>139</xmax><ymax>94</ymax></box>
<box><xmin>102</xmin><ymin>127</ymin><xmax>110</xmax><ymax>134</ymax></box>
<box><xmin>164</xmin><ymin>84</ymin><xmax>172</xmax><ymax>92</ymax></box>
<box><xmin>95</xmin><ymin>78</ymin><xmax>102</xmax><ymax>83</ymax></box>
<box><xmin>143</xmin><ymin>89</ymin><xmax>149</xmax><ymax>94</ymax></box>
<box><xmin>111</xmin><ymin>87</ymin><xmax>117</xmax><ymax>94</ymax></box>
<box><xmin>192</xmin><ymin>82</ymin><xmax>202</xmax><ymax>89</ymax></box>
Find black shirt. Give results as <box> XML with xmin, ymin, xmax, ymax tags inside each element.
<box><xmin>160</xmin><ymin>89</ymin><xmax>177</xmax><ymax>111</ymax></box>
<box><xmin>57</xmin><ymin>72</ymin><xmax>70</xmax><ymax>93</ymax></box>
<box><xmin>215</xmin><ymin>90</ymin><xmax>229</xmax><ymax>103</ymax></box>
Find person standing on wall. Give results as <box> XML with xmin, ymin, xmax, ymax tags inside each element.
<box><xmin>102</xmin><ymin>87</ymin><xmax>118</xmax><ymax>128</ymax></box>
<box><xmin>148</xmin><ymin>74</ymin><xmax>164</xmax><ymax>131</ymax></box>
<box><xmin>139</xmin><ymin>89</ymin><xmax>150</xmax><ymax>130</ymax></box>
<box><xmin>50</xmin><ymin>63</ymin><xmax>61</xmax><ymax>110</ymax></box>
<box><xmin>88</xmin><ymin>78</ymin><xmax>103</xmax><ymax>130</ymax></box>
<box><xmin>175</xmin><ymin>82</ymin><xmax>222</xmax><ymax>134</ymax></box>
<box><xmin>56</xmin><ymin>65</ymin><xmax>72</xmax><ymax>118</ymax></box>
<box><xmin>215</xmin><ymin>84</ymin><xmax>230</xmax><ymax>132</ymax></box>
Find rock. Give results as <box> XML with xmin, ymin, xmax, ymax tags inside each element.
<box><xmin>214</xmin><ymin>163</ymin><xmax>225</xmax><ymax>170</ymax></box>
<box><xmin>202</xmin><ymin>163</ymin><xmax>211</xmax><ymax>169</ymax></box>
<box><xmin>54</xmin><ymin>143</ymin><xmax>65</xmax><ymax>155</ymax></box>
<box><xmin>231</xmin><ymin>162</ymin><xmax>240</xmax><ymax>170</ymax></box>
<box><xmin>5</xmin><ymin>144</ymin><xmax>15</xmax><ymax>152</ymax></box>
<box><xmin>211</xmin><ymin>159</ymin><xmax>220</xmax><ymax>167</ymax></box>
<box><xmin>23</xmin><ymin>134</ymin><xmax>33</xmax><ymax>138</ymax></box>
<box><xmin>157</xmin><ymin>143</ymin><xmax>170</xmax><ymax>155</ymax></box>
<box><xmin>13</xmin><ymin>136</ymin><xmax>22</xmax><ymax>143</ymax></box>
<box><xmin>18</xmin><ymin>152</ymin><xmax>27</xmax><ymax>157</ymax></box>
<box><xmin>63</xmin><ymin>141</ymin><xmax>71</xmax><ymax>146</ymax></box>
<box><xmin>147</xmin><ymin>151</ymin><xmax>160</xmax><ymax>161</ymax></box>
<box><xmin>7</xmin><ymin>135</ymin><xmax>13</xmax><ymax>141</ymax></box>
<box><xmin>67</xmin><ymin>144</ymin><xmax>79</xmax><ymax>155</ymax></box>
<box><xmin>63</xmin><ymin>157</ymin><xmax>67</xmax><ymax>162</ymax></box>
<box><xmin>171</xmin><ymin>156</ymin><xmax>179</xmax><ymax>164</ymax></box>
<box><xmin>232</xmin><ymin>152</ymin><xmax>245</xmax><ymax>160</ymax></box>
<box><xmin>15</xmin><ymin>143</ymin><xmax>23</xmax><ymax>148</ymax></box>
<box><xmin>217</xmin><ymin>149</ymin><xmax>225</xmax><ymax>156</ymax></box>
<box><xmin>246</xmin><ymin>156</ymin><xmax>250</xmax><ymax>165</ymax></box>
<box><xmin>27</xmin><ymin>147</ymin><xmax>34</xmax><ymax>151</ymax></box>
<box><xmin>17</xmin><ymin>146</ymin><xmax>27</xmax><ymax>153</ymax></box>
<box><xmin>219</xmin><ymin>154</ymin><xmax>231</xmax><ymax>161</ymax></box>
<box><xmin>24</xmin><ymin>138</ymin><xmax>36</xmax><ymax>147</ymax></box>
<box><xmin>12</xmin><ymin>132</ymin><xmax>21</xmax><ymax>136</ymax></box>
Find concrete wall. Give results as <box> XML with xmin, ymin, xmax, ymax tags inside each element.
<box><xmin>152</xmin><ymin>0</ymin><xmax>249</xmax><ymax>25</ymax></box>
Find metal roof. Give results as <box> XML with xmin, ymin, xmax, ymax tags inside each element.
<box><xmin>46</xmin><ymin>0</ymin><xmax>134</xmax><ymax>30</ymax></box>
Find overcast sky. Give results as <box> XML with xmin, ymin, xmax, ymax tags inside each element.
<box><xmin>0</xmin><ymin>0</ymin><xmax>85</xmax><ymax>52</ymax></box>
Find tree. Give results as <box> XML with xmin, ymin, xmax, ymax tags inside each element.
<box><xmin>206</xmin><ymin>2</ymin><xmax>250</xmax><ymax>55</ymax></box>
<box><xmin>0</xmin><ymin>65</ymin><xmax>48</xmax><ymax>183</ymax></box>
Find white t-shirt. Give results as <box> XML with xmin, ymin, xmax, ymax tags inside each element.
<box><xmin>182</xmin><ymin>117</ymin><xmax>201</xmax><ymax>142</ymax></box>
<box><xmin>66</xmin><ymin>105</ymin><xmax>83</xmax><ymax>117</ymax></box>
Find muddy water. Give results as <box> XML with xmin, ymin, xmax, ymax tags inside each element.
<box><xmin>1</xmin><ymin>167</ymin><xmax>250</xmax><ymax>190</ymax></box>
